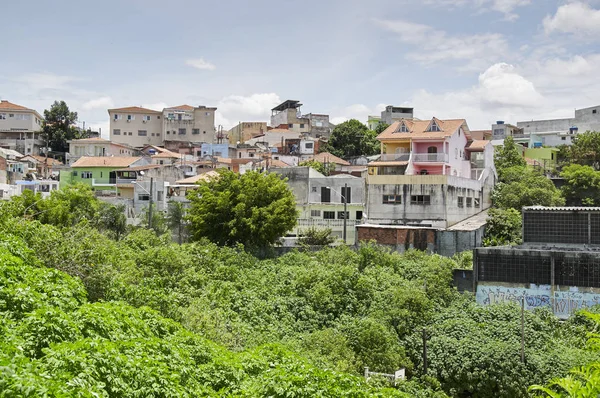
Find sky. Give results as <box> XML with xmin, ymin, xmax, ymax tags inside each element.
<box><xmin>1</xmin><ymin>0</ymin><xmax>599</xmax><ymax>136</ymax></box>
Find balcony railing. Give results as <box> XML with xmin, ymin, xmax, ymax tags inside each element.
<box><xmin>379</xmin><ymin>153</ymin><xmax>411</xmax><ymax>162</ymax></box>
<box><xmin>297</xmin><ymin>219</ymin><xmax>361</xmax><ymax>228</ymax></box>
<box><xmin>412</xmin><ymin>153</ymin><xmax>448</xmax><ymax>162</ymax></box>
<box><xmin>116</xmin><ymin>178</ymin><xmax>137</xmax><ymax>185</ymax></box>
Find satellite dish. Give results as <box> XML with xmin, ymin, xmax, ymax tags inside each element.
<box><xmin>139</xmin><ymin>171</ymin><xmax>145</xmax><ymax>176</ymax></box>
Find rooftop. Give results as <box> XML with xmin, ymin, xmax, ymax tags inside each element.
<box><xmin>176</xmin><ymin>170</ymin><xmax>220</xmax><ymax>184</ymax></box>
<box><xmin>272</xmin><ymin>100</ymin><xmax>302</xmax><ymax>112</ymax></box>
<box><xmin>108</xmin><ymin>106</ymin><xmax>161</xmax><ymax>114</ymax></box>
<box><xmin>71</xmin><ymin>156</ymin><xmax>141</xmax><ymax>168</ymax></box>
<box><xmin>307</xmin><ymin>152</ymin><xmax>350</xmax><ymax>166</ymax></box>
<box><xmin>377</xmin><ymin>118</ymin><xmax>468</xmax><ymax>140</ymax></box>
<box><xmin>0</xmin><ymin>100</ymin><xmax>34</xmax><ymax>112</ymax></box>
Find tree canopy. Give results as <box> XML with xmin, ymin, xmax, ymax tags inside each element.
<box><xmin>494</xmin><ymin>137</ymin><xmax>527</xmax><ymax>181</ymax></box>
<box><xmin>326</xmin><ymin>119</ymin><xmax>380</xmax><ymax>158</ymax></box>
<box><xmin>41</xmin><ymin>100</ymin><xmax>84</xmax><ymax>153</ymax></box>
<box><xmin>560</xmin><ymin>164</ymin><xmax>600</xmax><ymax>206</ymax></box>
<box><xmin>491</xmin><ymin>166</ymin><xmax>564</xmax><ymax>210</ymax></box>
<box><xmin>569</xmin><ymin>131</ymin><xmax>600</xmax><ymax>170</ymax></box>
<box><xmin>299</xmin><ymin>159</ymin><xmax>336</xmax><ymax>176</ymax></box>
<box><xmin>186</xmin><ymin>170</ymin><xmax>298</xmax><ymax>248</ymax></box>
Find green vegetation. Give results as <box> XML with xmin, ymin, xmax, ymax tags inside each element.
<box><xmin>40</xmin><ymin>100</ymin><xmax>86</xmax><ymax>153</ymax></box>
<box><xmin>299</xmin><ymin>159</ymin><xmax>337</xmax><ymax>175</ymax></box>
<box><xmin>186</xmin><ymin>169</ymin><xmax>298</xmax><ymax>249</ymax></box>
<box><xmin>2</xmin><ymin>186</ymin><xmax>600</xmax><ymax>396</ymax></box>
<box><xmin>325</xmin><ymin>119</ymin><xmax>380</xmax><ymax>158</ymax></box>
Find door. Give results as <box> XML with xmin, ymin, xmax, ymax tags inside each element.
<box><xmin>427</xmin><ymin>146</ymin><xmax>438</xmax><ymax>161</ymax></box>
<box><xmin>109</xmin><ymin>171</ymin><xmax>116</xmax><ymax>184</ymax></box>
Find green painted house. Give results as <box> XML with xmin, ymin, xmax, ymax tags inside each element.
<box><xmin>60</xmin><ymin>156</ymin><xmax>146</xmax><ymax>190</ymax></box>
<box><xmin>524</xmin><ymin>147</ymin><xmax>558</xmax><ymax>171</ymax></box>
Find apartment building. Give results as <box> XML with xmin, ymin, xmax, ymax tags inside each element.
<box><xmin>66</xmin><ymin>137</ymin><xmax>138</xmax><ymax>165</ymax></box>
<box><xmin>0</xmin><ymin>100</ymin><xmax>44</xmax><ymax>155</ymax></box>
<box><xmin>515</xmin><ymin>105</ymin><xmax>600</xmax><ymax>146</ymax></box>
<box><xmin>270</xmin><ymin>100</ymin><xmax>334</xmax><ymax>138</ymax></box>
<box><xmin>365</xmin><ymin>117</ymin><xmax>496</xmax><ymax>229</ymax></box>
<box><xmin>162</xmin><ymin>105</ymin><xmax>217</xmax><ymax>143</ymax></box>
<box><xmin>228</xmin><ymin>122</ymin><xmax>267</xmax><ymax>144</ymax></box>
<box><xmin>108</xmin><ymin>106</ymin><xmax>162</xmax><ymax>147</ymax></box>
<box><xmin>380</xmin><ymin>106</ymin><xmax>414</xmax><ymax>125</ymax></box>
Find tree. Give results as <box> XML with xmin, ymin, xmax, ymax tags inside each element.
<box><xmin>560</xmin><ymin>164</ymin><xmax>600</xmax><ymax>206</ymax></box>
<box><xmin>167</xmin><ymin>201</ymin><xmax>187</xmax><ymax>244</ymax></box>
<box><xmin>495</xmin><ymin>137</ymin><xmax>527</xmax><ymax>181</ymax></box>
<box><xmin>300</xmin><ymin>227</ymin><xmax>336</xmax><ymax>246</ymax></box>
<box><xmin>140</xmin><ymin>203</ymin><xmax>169</xmax><ymax>235</ymax></box>
<box><xmin>492</xmin><ymin>166</ymin><xmax>564</xmax><ymax>210</ymax></box>
<box><xmin>41</xmin><ymin>100</ymin><xmax>83</xmax><ymax>153</ymax></box>
<box><xmin>186</xmin><ymin>170</ymin><xmax>298</xmax><ymax>249</ymax></box>
<box><xmin>570</xmin><ymin>131</ymin><xmax>600</xmax><ymax>170</ymax></box>
<box><xmin>326</xmin><ymin>119</ymin><xmax>380</xmax><ymax>158</ymax></box>
<box><xmin>299</xmin><ymin>160</ymin><xmax>336</xmax><ymax>176</ymax></box>
<box><xmin>375</xmin><ymin>122</ymin><xmax>390</xmax><ymax>135</ymax></box>
<box><xmin>483</xmin><ymin>208</ymin><xmax>522</xmax><ymax>246</ymax></box>
<box><xmin>98</xmin><ymin>203</ymin><xmax>127</xmax><ymax>240</ymax></box>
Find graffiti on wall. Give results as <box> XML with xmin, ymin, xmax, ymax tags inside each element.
<box><xmin>476</xmin><ymin>284</ymin><xmax>600</xmax><ymax>319</ymax></box>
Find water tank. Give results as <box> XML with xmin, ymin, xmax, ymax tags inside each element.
<box><xmin>496</xmin><ymin>121</ymin><xmax>505</xmax><ymax>125</ymax></box>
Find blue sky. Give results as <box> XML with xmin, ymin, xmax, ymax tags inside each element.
<box><xmin>1</xmin><ymin>0</ymin><xmax>599</xmax><ymax>134</ymax></box>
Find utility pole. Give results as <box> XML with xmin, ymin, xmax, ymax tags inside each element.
<box><xmin>422</xmin><ymin>328</ymin><xmax>428</xmax><ymax>374</ymax></box>
<box><xmin>148</xmin><ymin>177</ymin><xmax>154</xmax><ymax>230</ymax></box>
<box><xmin>343</xmin><ymin>182</ymin><xmax>348</xmax><ymax>244</ymax></box>
<box><xmin>521</xmin><ymin>296</ymin><xmax>525</xmax><ymax>363</ymax></box>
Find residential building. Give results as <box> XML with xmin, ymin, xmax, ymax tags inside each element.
<box><xmin>108</xmin><ymin>106</ymin><xmax>163</xmax><ymax>148</ymax></box>
<box><xmin>67</xmin><ymin>137</ymin><xmax>138</xmax><ymax>165</ymax></box>
<box><xmin>228</xmin><ymin>122</ymin><xmax>267</xmax><ymax>144</ymax></box>
<box><xmin>271</xmin><ymin>166</ymin><xmax>365</xmax><ymax>245</ymax></box>
<box><xmin>516</xmin><ymin>105</ymin><xmax>600</xmax><ymax>146</ymax></box>
<box><xmin>367</xmin><ymin>116</ymin><xmax>381</xmax><ymax>131</ymax></box>
<box><xmin>59</xmin><ymin>156</ymin><xmax>147</xmax><ymax>191</ymax></box>
<box><xmin>19</xmin><ymin>155</ymin><xmax>63</xmax><ymax>177</ymax></box>
<box><xmin>270</xmin><ymin>100</ymin><xmax>334</xmax><ymax>138</ymax></box>
<box><xmin>380</xmin><ymin>106</ymin><xmax>414</xmax><ymax>125</ymax></box>
<box><xmin>304</xmin><ymin>152</ymin><xmax>351</xmax><ymax>171</ymax></box>
<box><xmin>163</xmin><ymin>105</ymin><xmax>217</xmax><ymax>143</ymax></box>
<box><xmin>523</xmin><ymin>147</ymin><xmax>559</xmax><ymax>172</ymax></box>
<box><xmin>474</xmin><ymin>206</ymin><xmax>600</xmax><ymax>319</ymax></box>
<box><xmin>364</xmin><ymin>117</ymin><xmax>496</xmax><ymax>231</ymax></box>
<box><xmin>470</xmin><ymin>130</ymin><xmax>492</xmax><ymax>140</ymax></box>
<box><xmin>199</xmin><ymin>143</ymin><xmax>228</xmax><ymax>158</ymax></box>
<box><xmin>0</xmin><ymin>100</ymin><xmax>44</xmax><ymax>155</ymax></box>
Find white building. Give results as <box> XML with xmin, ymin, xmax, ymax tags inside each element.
<box><xmin>0</xmin><ymin>100</ymin><xmax>44</xmax><ymax>155</ymax></box>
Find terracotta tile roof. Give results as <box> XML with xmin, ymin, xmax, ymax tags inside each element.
<box><xmin>0</xmin><ymin>100</ymin><xmax>34</xmax><ymax>112</ymax></box>
<box><xmin>307</xmin><ymin>152</ymin><xmax>350</xmax><ymax>166</ymax></box>
<box><xmin>142</xmin><ymin>145</ymin><xmax>170</xmax><ymax>153</ymax></box>
<box><xmin>467</xmin><ymin>140</ymin><xmax>491</xmax><ymax>150</ymax></box>
<box><xmin>71</xmin><ymin>156</ymin><xmax>141</xmax><ymax>168</ymax></box>
<box><xmin>377</xmin><ymin>118</ymin><xmax>468</xmax><ymax>140</ymax></box>
<box><xmin>29</xmin><ymin>156</ymin><xmax>63</xmax><ymax>166</ymax></box>
<box><xmin>165</xmin><ymin>104</ymin><xmax>194</xmax><ymax>111</ymax></box>
<box><xmin>108</xmin><ymin>106</ymin><xmax>161</xmax><ymax>114</ymax></box>
<box><xmin>270</xmin><ymin>159</ymin><xmax>291</xmax><ymax>168</ymax></box>
<box><xmin>151</xmin><ymin>151</ymin><xmax>181</xmax><ymax>159</ymax></box>
<box><xmin>176</xmin><ymin>170</ymin><xmax>220</xmax><ymax>184</ymax></box>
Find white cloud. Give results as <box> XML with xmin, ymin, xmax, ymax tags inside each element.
<box><xmin>82</xmin><ymin>96</ymin><xmax>114</xmax><ymax>111</ymax></box>
<box><xmin>476</xmin><ymin>63</ymin><xmax>543</xmax><ymax>108</ymax></box>
<box><xmin>13</xmin><ymin>72</ymin><xmax>80</xmax><ymax>90</ymax></box>
<box><xmin>214</xmin><ymin>93</ymin><xmax>281</xmax><ymax>129</ymax></box>
<box><xmin>185</xmin><ymin>58</ymin><xmax>216</xmax><ymax>71</ymax></box>
<box><xmin>373</xmin><ymin>19</ymin><xmax>508</xmax><ymax>70</ymax></box>
<box><xmin>424</xmin><ymin>0</ymin><xmax>530</xmax><ymax>20</ymax></box>
<box><xmin>330</xmin><ymin>103</ymin><xmax>387</xmax><ymax>125</ymax></box>
<box><xmin>543</xmin><ymin>2</ymin><xmax>600</xmax><ymax>36</ymax></box>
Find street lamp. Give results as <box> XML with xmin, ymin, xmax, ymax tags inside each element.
<box><xmin>326</xmin><ymin>182</ymin><xmax>348</xmax><ymax>244</ymax></box>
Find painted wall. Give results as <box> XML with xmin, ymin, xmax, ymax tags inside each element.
<box><xmin>476</xmin><ymin>282</ymin><xmax>600</xmax><ymax>319</ymax></box>
<box><xmin>109</xmin><ymin>111</ymin><xmax>162</xmax><ymax>147</ymax></box>
<box><xmin>0</xmin><ymin>108</ymin><xmax>42</xmax><ymax>132</ymax></box>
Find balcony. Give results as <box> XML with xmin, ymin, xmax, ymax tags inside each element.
<box><xmin>379</xmin><ymin>153</ymin><xmax>411</xmax><ymax>162</ymax></box>
<box><xmin>297</xmin><ymin>219</ymin><xmax>361</xmax><ymax>228</ymax></box>
<box><xmin>412</xmin><ymin>153</ymin><xmax>448</xmax><ymax>163</ymax></box>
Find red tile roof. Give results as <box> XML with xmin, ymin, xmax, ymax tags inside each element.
<box><xmin>307</xmin><ymin>152</ymin><xmax>350</xmax><ymax>166</ymax></box>
<box><xmin>71</xmin><ymin>156</ymin><xmax>141</xmax><ymax>168</ymax></box>
<box><xmin>377</xmin><ymin>118</ymin><xmax>468</xmax><ymax>140</ymax></box>
<box><xmin>0</xmin><ymin>100</ymin><xmax>33</xmax><ymax>111</ymax></box>
<box><xmin>166</xmin><ymin>104</ymin><xmax>194</xmax><ymax>111</ymax></box>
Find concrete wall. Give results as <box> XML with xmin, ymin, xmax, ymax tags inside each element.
<box><xmin>517</xmin><ymin>105</ymin><xmax>600</xmax><ymax>135</ymax></box>
<box><xmin>0</xmin><ymin>108</ymin><xmax>42</xmax><ymax>133</ymax></box>
<box><xmin>228</xmin><ymin>122</ymin><xmax>267</xmax><ymax>144</ymax></box>
<box><xmin>200</xmin><ymin>143</ymin><xmax>229</xmax><ymax>157</ymax></box>
<box><xmin>476</xmin><ymin>282</ymin><xmax>600</xmax><ymax>319</ymax></box>
<box><xmin>163</xmin><ymin>107</ymin><xmax>216</xmax><ymax>144</ymax></box>
<box><xmin>109</xmin><ymin>111</ymin><xmax>162</xmax><ymax>147</ymax></box>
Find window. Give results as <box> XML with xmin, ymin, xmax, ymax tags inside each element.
<box><xmin>561</xmin><ymin>137</ymin><xmax>566</xmax><ymax>141</ymax></box>
<box><xmin>114</xmin><ymin>114</ymin><xmax>122</xmax><ymax>120</ymax></box>
<box><xmin>356</xmin><ymin>211</ymin><xmax>363</xmax><ymax>220</ymax></box>
<box><xmin>466</xmin><ymin>197</ymin><xmax>473</xmax><ymax>207</ymax></box>
<box><xmin>311</xmin><ymin>210</ymin><xmax>321</xmax><ymax>217</ymax></box>
<box><xmin>113</xmin><ymin>129</ymin><xmax>121</xmax><ymax>135</ymax></box>
<box><xmin>411</xmin><ymin>195</ymin><xmax>431</xmax><ymax>205</ymax></box>
<box><xmin>205</xmin><ymin>112</ymin><xmax>211</xmax><ymax>116</ymax></box>
<box><xmin>81</xmin><ymin>172</ymin><xmax>93</xmax><ymax>179</ymax></box>
<box><xmin>203</xmin><ymin>131</ymin><xmax>206</xmax><ymax>134</ymax></box>
<box><xmin>428</xmin><ymin>121</ymin><xmax>440</xmax><ymax>132</ymax></box>
<box><xmin>192</xmin><ymin>128</ymin><xmax>200</xmax><ymax>135</ymax></box>
<box><xmin>399</xmin><ymin>123</ymin><xmax>409</xmax><ymax>132</ymax></box>
<box><xmin>594</xmin><ymin>110</ymin><xmax>597</xmax><ymax>114</ymax></box>
<box><xmin>144</xmin><ymin>115</ymin><xmax>151</xmax><ymax>121</ymax></box>
<box><xmin>474</xmin><ymin>198</ymin><xmax>480</xmax><ymax>208</ymax></box>
<box><xmin>138</xmin><ymin>194</ymin><xmax>150</xmax><ymax>201</ymax></box>
<box><xmin>0</xmin><ymin>114</ymin><xmax>6</xmax><ymax>120</ymax></box>
<box><xmin>337</xmin><ymin>211</ymin><xmax>349</xmax><ymax>219</ymax></box>
<box><xmin>305</xmin><ymin>142</ymin><xmax>313</xmax><ymax>149</ymax></box>
<box><xmin>157</xmin><ymin>191</ymin><xmax>163</xmax><ymax>202</ymax></box>
<box><xmin>341</xmin><ymin>186</ymin><xmax>351</xmax><ymax>203</ymax></box>
<box><xmin>167</xmin><ymin>131</ymin><xmax>171</xmax><ymax>135</ymax></box>
<box><xmin>128</xmin><ymin>132</ymin><xmax>132</xmax><ymax>136</ymax></box>
<box><xmin>383</xmin><ymin>194</ymin><xmax>402</xmax><ymax>204</ymax></box>
<box><xmin>15</xmin><ymin>114</ymin><xmax>30</xmax><ymax>120</ymax></box>
<box><xmin>458</xmin><ymin>197</ymin><xmax>464</xmax><ymax>208</ymax></box>
<box><xmin>321</xmin><ymin>187</ymin><xmax>331</xmax><ymax>203</ymax></box>
<box><xmin>455</xmin><ymin>148</ymin><xmax>458</xmax><ymax>159</ymax></box>
<box><xmin>300</xmin><ymin>123</ymin><xmax>305</xmax><ymax>128</ymax></box>
<box><xmin>9</xmin><ymin>114</ymin><xmax>14</xmax><ymax>118</ymax></box>
<box><xmin>311</xmin><ymin>186</ymin><xmax>317</xmax><ymax>192</ymax></box>
<box><xmin>179</xmin><ymin>128</ymin><xmax>186</xmax><ymax>135</ymax></box>
<box><xmin>138</xmin><ymin>130</ymin><xmax>147</xmax><ymax>136</ymax></box>
<box><xmin>323</xmin><ymin>211</ymin><xmax>335</xmax><ymax>219</ymax></box>
<box><xmin>127</xmin><ymin>114</ymin><xmax>135</xmax><ymax>121</ymax></box>
<box><xmin>288</xmin><ymin>124</ymin><xmax>293</xmax><ymax>128</ymax></box>
<box><xmin>157</xmin><ymin>116</ymin><xmax>161</xmax><ymax>119</ymax></box>
<box><xmin>151</xmin><ymin>133</ymin><xmax>155</xmax><ymax>136</ymax></box>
